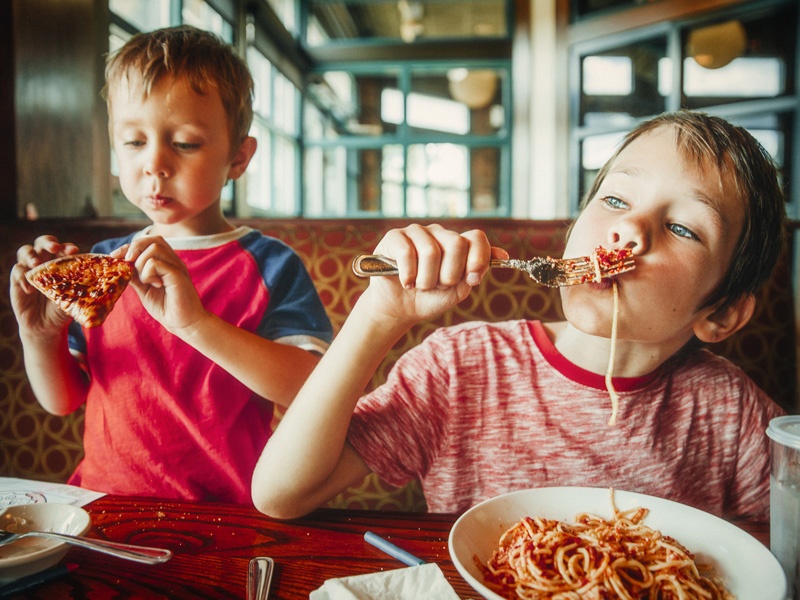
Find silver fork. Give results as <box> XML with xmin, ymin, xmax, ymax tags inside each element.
<box><xmin>0</xmin><ymin>528</ymin><xmax>172</xmax><ymax>564</ymax></box>
<box><xmin>352</xmin><ymin>251</ymin><xmax>634</xmax><ymax>288</ymax></box>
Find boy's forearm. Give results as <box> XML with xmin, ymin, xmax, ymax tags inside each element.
<box><xmin>19</xmin><ymin>329</ymin><xmax>87</xmax><ymax>415</ymax></box>
<box><xmin>252</xmin><ymin>290</ymin><xmax>412</xmax><ymax>517</ymax></box>
<box><xmin>172</xmin><ymin>312</ymin><xmax>322</xmax><ymax>406</ymax></box>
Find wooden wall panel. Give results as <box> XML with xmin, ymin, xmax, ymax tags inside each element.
<box><xmin>12</xmin><ymin>0</ymin><xmax>108</xmax><ymax>218</ymax></box>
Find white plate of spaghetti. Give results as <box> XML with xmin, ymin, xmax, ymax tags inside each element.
<box><xmin>448</xmin><ymin>486</ymin><xmax>786</xmax><ymax>600</ymax></box>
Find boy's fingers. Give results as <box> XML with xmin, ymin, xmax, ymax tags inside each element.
<box><xmin>110</xmin><ymin>244</ymin><xmax>129</xmax><ymax>259</ymax></box>
<box><xmin>10</xmin><ymin>264</ymin><xmax>35</xmax><ymax>294</ymax></box>
<box><xmin>375</xmin><ymin>224</ymin><xmax>501</xmax><ymax>290</ymax></box>
<box><xmin>403</xmin><ymin>225</ymin><xmax>447</xmax><ymax>290</ymax></box>
<box><xmin>30</xmin><ymin>236</ymin><xmax>79</xmax><ymax>257</ymax></box>
<box><xmin>457</xmin><ymin>228</ymin><xmax>496</xmax><ymax>287</ymax></box>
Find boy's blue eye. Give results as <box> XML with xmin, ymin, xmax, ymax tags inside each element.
<box><xmin>123</xmin><ymin>140</ymin><xmax>144</xmax><ymax>147</ymax></box>
<box><xmin>668</xmin><ymin>223</ymin><xmax>699</xmax><ymax>240</ymax></box>
<box><xmin>175</xmin><ymin>142</ymin><xmax>200</xmax><ymax>151</ymax></box>
<box><xmin>602</xmin><ymin>196</ymin><xmax>628</xmax><ymax>209</ymax></box>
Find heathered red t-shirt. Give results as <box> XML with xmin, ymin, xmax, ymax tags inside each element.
<box><xmin>348</xmin><ymin>320</ymin><xmax>782</xmax><ymax>521</ymax></box>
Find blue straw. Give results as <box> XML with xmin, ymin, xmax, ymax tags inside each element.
<box><xmin>364</xmin><ymin>531</ymin><xmax>425</xmax><ymax>567</ymax></box>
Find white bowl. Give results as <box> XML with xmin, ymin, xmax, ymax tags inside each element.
<box><xmin>0</xmin><ymin>503</ymin><xmax>91</xmax><ymax>583</ymax></box>
<box><xmin>448</xmin><ymin>486</ymin><xmax>787</xmax><ymax>600</ymax></box>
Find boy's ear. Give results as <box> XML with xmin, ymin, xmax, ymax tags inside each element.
<box><xmin>692</xmin><ymin>293</ymin><xmax>755</xmax><ymax>343</ymax></box>
<box><xmin>227</xmin><ymin>136</ymin><xmax>258</xmax><ymax>180</ymax></box>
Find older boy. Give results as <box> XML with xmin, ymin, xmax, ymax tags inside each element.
<box><xmin>252</xmin><ymin>111</ymin><xmax>785</xmax><ymax>523</ymax></box>
<box><xmin>11</xmin><ymin>26</ymin><xmax>332</xmax><ymax>503</ymax></box>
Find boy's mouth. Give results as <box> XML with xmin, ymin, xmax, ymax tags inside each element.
<box><xmin>145</xmin><ymin>194</ymin><xmax>171</xmax><ymax>207</ymax></box>
<box><xmin>587</xmin><ymin>277</ymin><xmax>618</xmax><ymax>291</ymax></box>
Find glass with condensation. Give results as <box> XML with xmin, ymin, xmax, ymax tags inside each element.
<box><xmin>768</xmin><ymin>415</ymin><xmax>800</xmax><ymax>599</ymax></box>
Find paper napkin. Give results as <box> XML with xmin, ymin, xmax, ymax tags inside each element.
<box><xmin>309</xmin><ymin>563</ymin><xmax>461</xmax><ymax>600</ymax></box>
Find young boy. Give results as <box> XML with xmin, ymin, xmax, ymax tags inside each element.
<box><xmin>10</xmin><ymin>26</ymin><xmax>333</xmax><ymax>503</ymax></box>
<box><xmin>252</xmin><ymin>111</ymin><xmax>786</xmax><ymax>523</ymax></box>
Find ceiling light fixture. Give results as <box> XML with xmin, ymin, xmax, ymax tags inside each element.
<box><xmin>398</xmin><ymin>0</ymin><xmax>424</xmax><ymax>43</ymax></box>
<box><xmin>686</xmin><ymin>20</ymin><xmax>747</xmax><ymax>70</ymax></box>
<box><xmin>447</xmin><ymin>68</ymin><xmax>498</xmax><ymax>110</ymax></box>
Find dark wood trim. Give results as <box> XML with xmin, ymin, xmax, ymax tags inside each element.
<box><xmin>0</xmin><ymin>0</ymin><xmax>17</xmax><ymax>220</ymax></box>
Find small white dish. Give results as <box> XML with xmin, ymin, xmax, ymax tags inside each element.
<box><xmin>449</xmin><ymin>486</ymin><xmax>787</xmax><ymax>600</ymax></box>
<box><xmin>0</xmin><ymin>503</ymin><xmax>91</xmax><ymax>583</ymax></box>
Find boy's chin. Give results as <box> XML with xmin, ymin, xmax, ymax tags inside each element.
<box><xmin>561</xmin><ymin>301</ymin><xmax>616</xmax><ymax>337</ymax></box>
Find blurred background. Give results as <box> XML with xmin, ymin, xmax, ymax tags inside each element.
<box><xmin>1</xmin><ymin>0</ymin><xmax>797</xmax><ymax>221</ymax></box>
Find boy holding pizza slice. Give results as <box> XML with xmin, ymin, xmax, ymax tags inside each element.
<box><xmin>252</xmin><ymin>110</ymin><xmax>786</xmax><ymax>524</ymax></box>
<box><xmin>10</xmin><ymin>26</ymin><xmax>332</xmax><ymax>503</ymax></box>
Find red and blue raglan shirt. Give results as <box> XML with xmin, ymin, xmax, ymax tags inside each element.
<box><xmin>67</xmin><ymin>227</ymin><xmax>333</xmax><ymax>503</ymax></box>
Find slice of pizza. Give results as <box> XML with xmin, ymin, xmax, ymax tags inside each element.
<box><xmin>25</xmin><ymin>253</ymin><xmax>134</xmax><ymax>328</ymax></box>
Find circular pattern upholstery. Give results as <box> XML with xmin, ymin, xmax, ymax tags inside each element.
<box><xmin>0</xmin><ymin>219</ymin><xmax>795</xmax><ymax>512</ymax></box>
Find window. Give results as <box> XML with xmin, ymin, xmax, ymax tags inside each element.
<box><xmin>107</xmin><ymin>0</ymin><xmax>514</xmax><ymax>219</ymax></box>
<box><xmin>303</xmin><ymin>65</ymin><xmax>510</xmax><ymax>217</ymax></box>
<box><xmin>301</xmin><ymin>0</ymin><xmax>513</xmax><ymax>218</ymax></box>
<box><xmin>109</xmin><ymin>0</ymin><xmax>173</xmax><ymax>33</ymax></box>
<box><xmin>246</xmin><ymin>48</ymin><xmax>301</xmax><ymax>216</ymax></box>
<box><xmin>570</xmin><ymin>1</ymin><xmax>798</xmax><ymax>212</ymax></box>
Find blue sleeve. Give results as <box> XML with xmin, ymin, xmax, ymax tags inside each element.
<box><xmin>67</xmin><ymin>234</ymin><xmax>138</xmax><ymax>354</ymax></box>
<box><xmin>239</xmin><ymin>231</ymin><xmax>334</xmax><ymax>344</ymax></box>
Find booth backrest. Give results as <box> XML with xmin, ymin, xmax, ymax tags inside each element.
<box><xmin>0</xmin><ymin>218</ymin><xmax>795</xmax><ymax>511</ymax></box>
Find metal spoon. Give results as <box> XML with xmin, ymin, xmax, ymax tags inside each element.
<box><xmin>0</xmin><ymin>528</ymin><xmax>172</xmax><ymax>564</ymax></box>
<box><xmin>247</xmin><ymin>557</ymin><xmax>274</xmax><ymax>600</ymax></box>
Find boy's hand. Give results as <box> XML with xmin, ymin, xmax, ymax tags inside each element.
<box><xmin>11</xmin><ymin>236</ymin><xmax>80</xmax><ymax>334</ymax></box>
<box><xmin>364</xmin><ymin>224</ymin><xmax>506</xmax><ymax>323</ymax></box>
<box><xmin>114</xmin><ymin>236</ymin><xmax>206</xmax><ymax>333</ymax></box>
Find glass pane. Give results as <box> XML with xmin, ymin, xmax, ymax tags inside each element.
<box><xmin>268</xmin><ymin>0</ymin><xmax>297</xmax><ymax>35</ymax></box>
<box><xmin>580</xmin><ymin>36</ymin><xmax>668</xmax><ymax>127</ymax></box>
<box><xmin>381</xmin><ymin>144</ymin><xmax>405</xmax><ymax>216</ymax></box>
<box><xmin>304</xmin><ymin>145</ymin><xmax>411</xmax><ymax>216</ymax></box>
<box><xmin>110</xmin><ymin>0</ymin><xmax>172</xmax><ymax>31</ymax></box>
<box><xmin>407</xmin><ymin>143</ymin><xmax>469</xmax><ymax>217</ymax></box>
<box><xmin>274</xmin><ymin>136</ymin><xmax>297</xmax><ymax>214</ymax></box>
<box><xmin>578</xmin><ymin>131</ymin><xmax>626</xmax><ymax>203</ymax></box>
<box><xmin>221</xmin><ymin>180</ymin><xmax>234</xmax><ymax>214</ymax></box>
<box><xmin>182</xmin><ymin>0</ymin><xmax>233</xmax><ymax>41</ymax></box>
<box><xmin>246</xmin><ymin>121</ymin><xmax>273</xmax><ymax>212</ymax></box>
<box><xmin>304</xmin><ymin>146</ymin><xmax>347</xmax><ymax>216</ymax></box>
<box><xmin>576</xmin><ymin>113</ymin><xmax>792</xmax><ymax>205</ymax></box>
<box><xmin>109</xmin><ymin>24</ymin><xmax>130</xmax><ymax>53</ymax></box>
<box><xmin>248</xmin><ymin>48</ymin><xmax>273</xmax><ymax>120</ymax></box>
<box><xmin>729</xmin><ymin>113</ymin><xmax>791</xmax><ymax>191</ymax></box>
<box><xmin>274</xmin><ymin>72</ymin><xmax>298</xmax><ymax>136</ymax></box>
<box><xmin>408</xmin><ymin>69</ymin><xmax>505</xmax><ymax>135</ymax></box>
<box><xmin>306</xmin><ymin>0</ymin><xmax>508</xmax><ymax>46</ymax></box>
<box><xmin>682</xmin><ymin>6</ymin><xmax>796</xmax><ymax>109</ymax></box>
<box><xmin>305</xmin><ymin>71</ymin><xmax>399</xmax><ymax>139</ymax></box>
<box><xmin>470</xmin><ymin>146</ymin><xmax>501</xmax><ymax>213</ymax></box>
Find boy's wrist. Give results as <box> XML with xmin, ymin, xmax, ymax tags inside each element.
<box><xmin>352</xmin><ymin>288</ymin><xmax>418</xmax><ymax>339</ymax></box>
<box><xmin>19</xmin><ymin>325</ymin><xmax>69</xmax><ymax>349</ymax></box>
<box><xmin>167</xmin><ymin>309</ymin><xmax>216</xmax><ymax>344</ymax></box>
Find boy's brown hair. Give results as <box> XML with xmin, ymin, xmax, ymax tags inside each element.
<box><xmin>103</xmin><ymin>25</ymin><xmax>254</xmax><ymax>150</ymax></box>
<box><xmin>581</xmin><ymin>110</ymin><xmax>787</xmax><ymax>311</ymax></box>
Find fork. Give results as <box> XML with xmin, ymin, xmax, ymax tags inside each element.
<box><xmin>0</xmin><ymin>528</ymin><xmax>172</xmax><ymax>564</ymax></box>
<box><xmin>352</xmin><ymin>250</ymin><xmax>634</xmax><ymax>288</ymax></box>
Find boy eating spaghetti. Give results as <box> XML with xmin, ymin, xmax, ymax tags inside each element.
<box><xmin>10</xmin><ymin>26</ymin><xmax>332</xmax><ymax>503</ymax></box>
<box><xmin>252</xmin><ymin>110</ymin><xmax>785</xmax><ymax>523</ymax></box>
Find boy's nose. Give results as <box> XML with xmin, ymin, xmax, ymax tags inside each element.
<box><xmin>609</xmin><ymin>218</ymin><xmax>648</xmax><ymax>255</ymax></box>
<box><xmin>144</xmin><ymin>146</ymin><xmax>172</xmax><ymax>178</ymax></box>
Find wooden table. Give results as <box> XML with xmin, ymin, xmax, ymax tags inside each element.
<box><xmin>5</xmin><ymin>495</ymin><xmax>770</xmax><ymax>599</ymax></box>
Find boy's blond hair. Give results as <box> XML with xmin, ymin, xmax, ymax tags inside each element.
<box><xmin>103</xmin><ymin>25</ymin><xmax>254</xmax><ymax>150</ymax></box>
